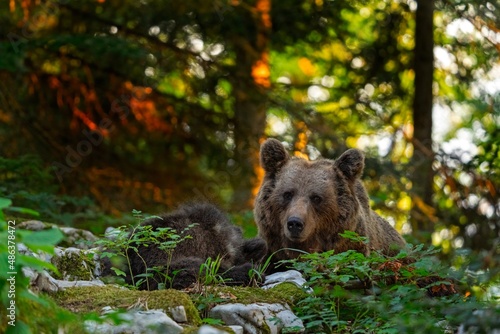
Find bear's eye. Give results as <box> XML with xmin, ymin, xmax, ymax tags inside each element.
<box><xmin>283</xmin><ymin>191</ymin><xmax>294</xmax><ymax>201</ymax></box>
<box><xmin>310</xmin><ymin>194</ymin><xmax>322</xmax><ymax>205</ymax></box>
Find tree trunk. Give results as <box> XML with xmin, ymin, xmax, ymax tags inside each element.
<box><xmin>230</xmin><ymin>0</ymin><xmax>271</xmax><ymax>211</ymax></box>
<box><xmin>410</xmin><ymin>0</ymin><xmax>435</xmax><ymax>241</ymax></box>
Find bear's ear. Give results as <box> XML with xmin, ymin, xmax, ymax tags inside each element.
<box><xmin>335</xmin><ymin>149</ymin><xmax>365</xmax><ymax>182</ymax></box>
<box><xmin>260</xmin><ymin>138</ymin><xmax>290</xmax><ymax>175</ymax></box>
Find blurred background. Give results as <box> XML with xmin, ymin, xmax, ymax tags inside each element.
<box><xmin>0</xmin><ymin>1</ymin><xmax>498</xmax><ymax>258</ymax></box>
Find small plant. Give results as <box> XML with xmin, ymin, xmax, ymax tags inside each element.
<box><xmin>95</xmin><ymin>210</ymin><xmax>196</xmax><ymax>290</ymax></box>
<box><xmin>247</xmin><ymin>250</ymin><xmax>284</xmax><ymax>287</ymax></box>
<box><xmin>282</xmin><ymin>231</ymin><xmax>499</xmax><ymax>333</ymax></box>
<box><xmin>194</xmin><ymin>291</ymin><xmax>230</xmax><ymax>320</ymax></box>
<box><xmin>198</xmin><ymin>255</ymin><xmax>226</xmax><ymax>287</ymax></box>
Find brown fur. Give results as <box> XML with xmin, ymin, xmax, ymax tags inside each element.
<box><xmin>254</xmin><ymin>139</ymin><xmax>405</xmax><ymax>269</ymax></box>
<box><xmin>126</xmin><ymin>202</ymin><xmax>267</xmax><ymax>289</ymax></box>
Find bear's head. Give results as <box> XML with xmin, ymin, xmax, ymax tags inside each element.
<box><xmin>257</xmin><ymin>138</ymin><xmax>365</xmax><ymax>248</ymax></box>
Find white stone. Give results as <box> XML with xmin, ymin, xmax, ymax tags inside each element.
<box><xmin>34</xmin><ymin>271</ymin><xmax>59</xmax><ymax>293</ymax></box>
<box><xmin>209</xmin><ymin>303</ymin><xmax>304</xmax><ymax>334</ymax></box>
<box><xmin>169</xmin><ymin>305</ymin><xmax>188</xmax><ymax>323</ymax></box>
<box><xmin>18</xmin><ymin>220</ymin><xmax>46</xmax><ymax>230</ymax></box>
<box><xmin>54</xmin><ymin>279</ymin><xmax>105</xmax><ymax>290</ymax></box>
<box><xmin>228</xmin><ymin>325</ymin><xmax>244</xmax><ymax>334</ymax></box>
<box><xmin>104</xmin><ymin>227</ymin><xmax>121</xmax><ymax>241</ymax></box>
<box><xmin>60</xmin><ymin>226</ymin><xmax>98</xmax><ymax>249</ymax></box>
<box><xmin>101</xmin><ymin>306</ymin><xmax>114</xmax><ymax>314</ymax></box>
<box><xmin>197</xmin><ymin>325</ymin><xmax>230</xmax><ymax>334</ymax></box>
<box><xmin>261</xmin><ymin>270</ymin><xmax>309</xmax><ymax>291</ymax></box>
<box><xmin>51</xmin><ymin>246</ymin><xmax>98</xmax><ymax>280</ymax></box>
<box><xmin>34</xmin><ymin>271</ymin><xmax>105</xmax><ymax>293</ymax></box>
<box><xmin>85</xmin><ymin>309</ymin><xmax>183</xmax><ymax>334</ymax></box>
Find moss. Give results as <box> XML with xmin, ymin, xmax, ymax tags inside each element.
<box><xmin>0</xmin><ymin>292</ymin><xmax>86</xmax><ymax>333</ymax></box>
<box><xmin>52</xmin><ymin>286</ymin><xmax>202</xmax><ymax>325</ymax></box>
<box><xmin>183</xmin><ymin>325</ymin><xmax>236</xmax><ymax>334</ymax></box>
<box><xmin>51</xmin><ymin>250</ymin><xmax>94</xmax><ymax>280</ymax></box>
<box><xmin>269</xmin><ymin>282</ymin><xmax>309</xmax><ymax>305</ymax></box>
<box><xmin>191</xmin><ymin>283</ymin><xmax>308</xmax><ymax>309</ymax></box>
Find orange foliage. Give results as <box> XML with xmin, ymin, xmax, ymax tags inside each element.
<box><xmin>298</xmin><ymin>57</ymin><xmax>316</xmax><ymax>76</ymax></box>
<box><xmin>86</xmin><ymin>167</ymin><xmax>175</xmax><ymax>214</ymax></box>
<box><xmin>255</xmin><ymin>0</ymin><xmax>271</xmax><ymax>29</ymax></box>
<box><xmin>251</xmin><ymin>0</ymin><xmax>271</xmax><ymax>88</ymax></box>
<box><xmin>413</xmin><ymin>195</ymin><xmax>438</xmax><ymax>223</ymax></box>
<box><xmin>251</xmin><ymin>157</ymin><xmax>265</xmax><ymax>199</ymax></box>
<box><xmin>378</xmin><ymin>260</ymin><xmax>404</xmax><ymax>282</ymax></box>
<box><xmin>294</xmin><ymin>122</ymin><xmax>309</xmax><ymax>159</ymax></box>
<box><xmin>73</xmin><ymin>107</ymin><xmax>98</xmax><ymax>131</ymax></box>
<box><xmin>129</xmin><ymin>98</ymin><xmax>172</xmax><ymax>133</ymax></box>
<box><xmin>251</xmin><ymin>137</ymin><xmax>267</xmax><ymax>205</ymax></box>
<box><xmin>251</xmin><ymin>56</ymin><xmax>271</xmax><ymax>88</ymax></box>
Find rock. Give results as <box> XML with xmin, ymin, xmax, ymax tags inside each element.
<box><xmin>54</xmin><ymin>285</ymin><xmax>202</xmax><ymax>325</ymax></box>
<box><xmin>19</xmin><ymin>242</ymin><xmax>105</xmax><ymax>292</ymax></box>
<box><xmin>18</xmin><ymin>220</ymin><xmax>97</xmax><ymax>249</ymax></box>
<box><xmin>35</xmin><ymin>271</ymin><xmax>60</xmax><ymax>293</ymax></box>
<box><xmin>85</xmin><ymin>309</ymin><xmax>183</xmax><ymax>334</ymax></box>
<box><xmin>169</xmin><ymin>305</ymin><xmax>188</xmax><ymax>323</ymax></box>
<box><xmin>262</xmin><ymin>270</ymin><xmax>309</xmax><ymax>291</ymax></box>
<box><xmin>209</xmin><ymin>303</ymin><xmax>304</xmax><ymax>334</ymax></box>
<box><xmin>101</xmin><ymin>306</ymin><xmax>114</xmax><ymax>314</ymax></box>
<box><xmin>197</xmin><ymin>325</ymin><xmax>244</xmax><ymax>334</ymax></box>
<box><xmin>22</xmin><ymin>266</ymin><xmax>38</xmax><ymax>283</ymax></box>
<box><xmin>34</xmin><ymin>271</ymin><xmax>105</xmax><ymax>293</ymax></box>
<box><xmin>197</xmin><ymin>325</ymin><xmax>231</xmax><ymax>334</ymax></box>
<box><xmin>17</xmin><ymin>220</ymin><xmax>47</xmax><ymax>231</ymax></box>
<box><xmin>51</xmin><ymin>247</ymin><xmax>101</xmax><ymax>280</ymax></box>
<box><xmin>104</xmin><ymin>226</ymin><xmax>121</xmax><ymax>241</ymax></box>
<box><xmin>228</xmin><ymin>326</ymin><xmax>244</xmax><ymax>334</ymax></box>
<box><xmin>59</xmin><ymin>226</ymin><xmax>98</xmax><ymax>249</ymax></box>
<box><xmin>53</xmin><ymin>278</ymin><xmax>105</xmax><ymax>290</ymax></box>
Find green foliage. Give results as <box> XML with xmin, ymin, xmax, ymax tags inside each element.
<box><xmin>1</xmin><ymin>0</ymin><xmax>498</xmax><ymax>253</ymax></box>
<box><xmin>0</xmin><ymin>198</ymin><xmax>84</xmax><ymax>333</ymax></box>
<box><xmin>195</xmin><ymin>292</ymin><xmax>229</xmax><ymax>320</ymax></box>
<box><xmin>197</xmin><ymin>256</ymin><xmax>226</xmax><ymax>288</ymax></box>
<box><xmin>282</xmin><ymin>233</ymin><xmax>499</xmax><ymax>333</ymax></box>
<box><xmin>95</xmin><ymin>210</ymin><xmax>196</xmax><ymax>290</ymax></box>
<box><xmin>0</xmin><ymin>156</ymin><xmax>119</xmax><ymax>231</ymax></box>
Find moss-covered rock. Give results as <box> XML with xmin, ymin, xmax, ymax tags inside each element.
<box><xmin>0</xmin><ymin>292</ymin><xmax>86</xmax><ymax>334</ymax></box>
<box><xmin>191</xmin><ymin>283</ymin><xmax>308</xmax><ymax>309</ymax></box>
<box><xmin>51</xmin><ymin>247</ymin><xmax>96</xmax><ymax>280</ymax></box>
<box><xmin>52</xmin><ymin>285</ymin><xmax>202</xmax><ymax>326</ymax></box>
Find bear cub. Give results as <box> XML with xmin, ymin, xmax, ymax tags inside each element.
<box><xmin>127</xmin><ymin>202</ymin><xmax>267</xmax><ymax>290</ymax></box>
<box><xmin>254</xmin><ymin>139</ymin><xmax>405</xmax><ymax>269</ymax></box>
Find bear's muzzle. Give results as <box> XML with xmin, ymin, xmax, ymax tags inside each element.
<box><xmin>287</xmin><ymin>216</ymin><xmax>304</xmax><ymax>239</ymax></box>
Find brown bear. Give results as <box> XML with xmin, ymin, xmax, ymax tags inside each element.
<box><xmin>254</xmin><ymin>138</ymin><xmax>405</xmax><ymax>269</ymax></box>
<box><xmin>126</xmin><ymin>202</ymin><xmax>267</xmax><ymax>290</ymax></box>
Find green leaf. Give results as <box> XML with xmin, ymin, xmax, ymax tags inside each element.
<box><xmin>111</xmin><ymin>267</ymin><xmax>126</xmax><ymax>277</ymax></box>
<box><xmin>21</xmin><ymin>229</ymin><xmax>64</xmax><ymax>251</ymax></box>
<box><xmin>0</xmin><ymin>253</ymin><xmax>11</xmax><ymax>279</ymax></box>
<box><xmin>0</xmin><ymin>197</ymin><xmax>13</xmax><ymax>210</ymax></box>
<box><xmin>339</xmin><ymin>275</ymin><xmax>352</xmax><ymax>283</ymax></box>
<box><xmin>6</xmin><ymin>320</ymin><xmax>31</xmax><ymax>334</ymax></box>
<box><xmin>17</xmin><ymin>254</ymin><xmax>58</xmax><ymax>273</ymax></box>
<box><xmin>6</xmin><ymin>206</ymin><xmax>40</xmax><ymax>217</ymax></box>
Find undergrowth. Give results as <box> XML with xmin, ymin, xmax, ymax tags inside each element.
<box><xmin>281</xmin><ymin>232</ymin><xmax>500</xmax><ymax>333</ymax></box>
<box><xmin>95</xmin><ymin>209</ymin><xmax>197</xmax><ymax>290</ymax></box>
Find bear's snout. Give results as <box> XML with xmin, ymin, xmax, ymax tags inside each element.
<box><xmin>287</xmin><ymin>216</ymin><xmax>304</xmax><ymax>237</ymax></box>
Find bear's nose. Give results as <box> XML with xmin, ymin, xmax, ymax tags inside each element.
<box><xmin>287</xmin><ymin>217</ymin><xmax>304</xmax><ymax>236</ymax></box>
